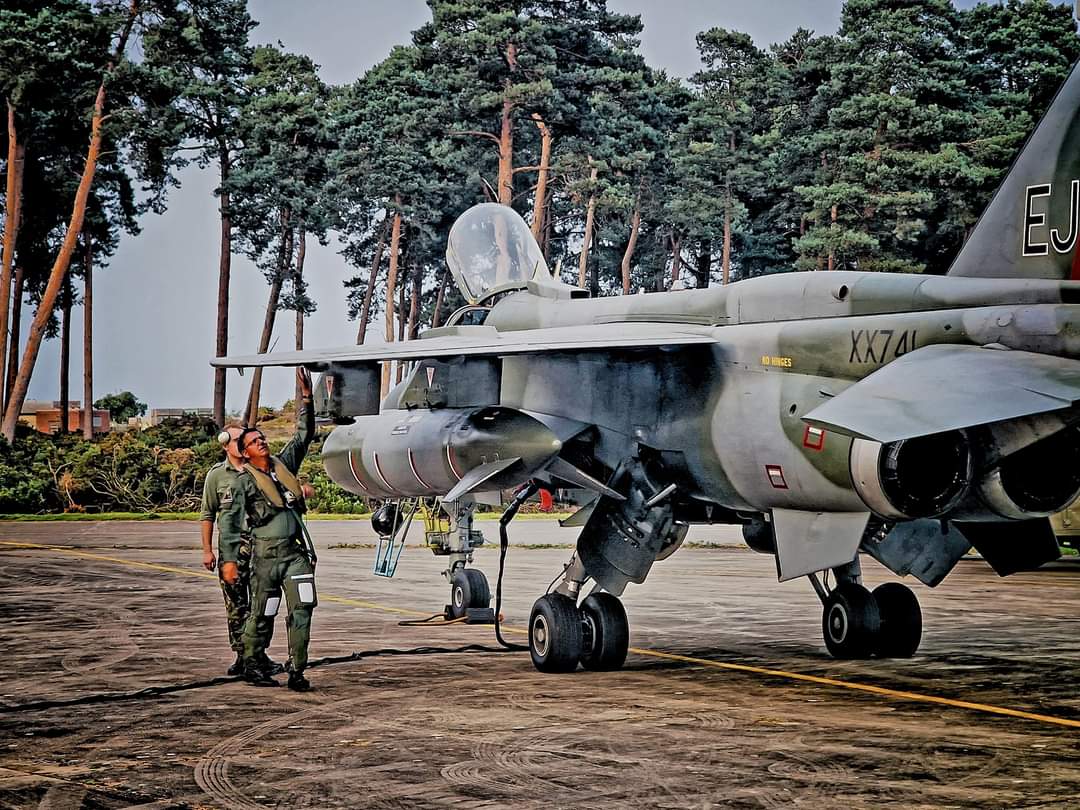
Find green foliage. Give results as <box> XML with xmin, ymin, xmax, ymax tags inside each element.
<box><xmin>299</xmin><ymin>449</ymin><xmax>370</xmax><ymax>515</ymax></box>
<box><xmin>0</xmin><ymin>421</ymin><xmax>368</xmax><ymax>516</ymax></box>
<box><xmin>94</xmin><ymin>391</ymin><xmax>148</xmax><ymax>422</ymax></box>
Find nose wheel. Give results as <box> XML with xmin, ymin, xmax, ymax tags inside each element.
<box><xmin>529</xmin><ymin>591</ymin><xmax>630</xmax><ymax>673</ymax></box>
<box><xmin>449</xmin><ymin>568</ymin><xmax>490</xmax><ymax>619</ymax></box>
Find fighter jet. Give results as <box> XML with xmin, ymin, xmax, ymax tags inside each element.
<box><xmin>215</xmin><ymin>60</ymin><xmax>1080</xmax><ymax>673</ymax></box>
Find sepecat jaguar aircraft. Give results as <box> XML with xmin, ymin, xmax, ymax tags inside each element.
<box><xmin>216</xmin><ymin>60</ymin><xmax>1080</xmax><ymax>673</ymax></box>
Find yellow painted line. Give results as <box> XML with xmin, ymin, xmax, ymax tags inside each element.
<box><xmin>3</xmin><ymin>539</ymin><xmax>1079</xmax><ymax>730</ymax></box>
<box><xmin>627</xmin><ymin>648</ymin><xmax>1080</xmax><ymax>729</ymax></box>
<box><xmin>0</xmin><ymin>541</ymin><xmax>220</xmax><ymax>580</ymax></box>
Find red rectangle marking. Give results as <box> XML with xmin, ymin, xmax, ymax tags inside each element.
<box><xmin>765</xmin><ymin>464</ymin><xmax>788</xmax><ymax>489</ymax></box>
<box><xmin>803</xmin><ymin>425</ymin><xmax>826</xmax><ymax>451</ymax></box>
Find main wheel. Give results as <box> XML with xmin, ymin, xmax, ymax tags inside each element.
<box><xmin>822</xmin><ymin>582</ymin><xmax>880</xmax><ymax>659</ymax></box>
<box><xmin>873</xmin><ymin>582</ymin><xmax>922</xmax><ymax>658</ymax></box>
<box><xmin>529</xmin><ymin>594</ymin><xmax>583</xmax><ymax>673</ymax></box>
<box><xmin>579</xmin><ymin>592</ymin><xmax>629</xmax><ymax>671</ymax></box>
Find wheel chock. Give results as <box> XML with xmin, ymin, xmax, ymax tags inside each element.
<box><xmin>465</xmin><ymin>607</ymin><xmax>495</xmax><ymax>625</ymax></box>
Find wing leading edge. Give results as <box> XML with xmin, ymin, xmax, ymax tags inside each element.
<box><xmin>803</xmin><ymin>344</ymin><xmax>1080</xmax><ymax>443</ymax></box>
<box><xmin>212</xmin><ymin>322</ymin><xmax>718</xmax><ymax>369</ymax></box>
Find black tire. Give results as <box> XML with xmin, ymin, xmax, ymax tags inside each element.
<box><xmin>579</xmin><ymin>593</ymin><xmax>629</xmax><ymax>671</ymax></box>
<box><xmin>464</xmin><ymin>568</ymin><xmax>490</xmax><ymax>609</ymax></box>
<box><xmin>449</xmin><ymin>570</ymin><xmax>471</xmax><ymax>619</ymax></box>
<box><xmin>873</xmin><ymin>582</ymin><xmax>922</xmax><ymax>658</ymax></box>
<box><xmin>822</xmin><ymin>582</ymin><xmax>880</xmax><ymax>659</ymax></box>
<box><xmin>529</xmin><ymin>594</ymin><xmax>583</xmax><ymax>673</ymax></box>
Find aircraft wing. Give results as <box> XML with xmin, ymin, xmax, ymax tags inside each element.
<box><xmin>212</xmin><ymin>323</ymin><xmax>717</xmax><ymax>368</ymax></box>
<box><xmin>804</xmin><ymin>344</ymin><xmax>1080</xmax><ymax>443</ymax></box>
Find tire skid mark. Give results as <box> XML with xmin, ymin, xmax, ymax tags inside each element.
<box><xmin>60</xmin><ymin>607</ymin><xmax>139</xmax><ymax>675</ymax></box>
<box><xmin>766</xmin><ymin>749</ymin><xmax>851</xmax><ymax>783</ymax></box>
<box><xmin>193</xmin><ymin>693</ymin><xmax>395</xmax><ymax>810</ymax></box>
<box><xmin>468</xmin><ymin>731</ymin><xmax>629</xmax><ymax>801</ymax></box>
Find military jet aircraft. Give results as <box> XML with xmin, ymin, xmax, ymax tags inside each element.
<box><xmin>216</xmin><ymin>60</ymin><xmax>1080</xmax><ymax>673</ymax></box>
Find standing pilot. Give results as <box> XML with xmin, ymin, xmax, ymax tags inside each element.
<box><xmin>199</xmin><ymin>425</ymin><xmax>283</xmax><ymax>677</ymax></box>
<box><xmin>219</xmin><ymin>367</ymin><xmax>317</xmax><ymax>691</ymax></box>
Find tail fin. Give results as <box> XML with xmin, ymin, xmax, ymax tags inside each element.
<box><xmin>949</xmin><ymin>59</ymin><xmax>1080</xmax><ymax>280</ymax></box>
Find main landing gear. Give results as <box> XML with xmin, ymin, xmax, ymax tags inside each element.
<box><xmin>810</xmin><ymin>559</ymin><xmax>922</xmax><ymax>659</ymax></box>
<box><xmin>528</xmin><ymin>554</ymin><xmax>630</xmax><ymax>673</ymax></box>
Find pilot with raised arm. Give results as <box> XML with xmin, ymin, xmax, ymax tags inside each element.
<box><xmin>218</xmin><ymin>368</ymin><xmax>318</xmax><ymax>691</ymax></box>
<box><xmin>200</xmin><ymin>425</ymin><xmax>284</xmax><ymax>678</ymax></box>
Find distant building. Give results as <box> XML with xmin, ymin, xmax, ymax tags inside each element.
<box><xmin>149</xmin><ymin>407</ymin><xmax>213</xmax><ymax>426</ymax></box>
<box><xmin>19</xmin><ymin>401</ymin><xmax>110</xmax><ymax>435</ymax></box>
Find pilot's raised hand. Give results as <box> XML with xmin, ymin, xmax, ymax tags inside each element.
<box><xmin>297</xmin><ymin>366</ymin><xmax>313</xmax><ymax>399</ymax></box>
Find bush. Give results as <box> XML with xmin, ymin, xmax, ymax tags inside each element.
<box><xmin>0</xmin><ymin>421</ymin><xmax>369</xmax><ymax>515</ymax></box>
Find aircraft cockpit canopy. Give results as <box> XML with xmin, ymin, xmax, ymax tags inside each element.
<box><xmin>446</xmin><ymin>203</ymin><xmax>551</xmax><ymax>305</ymax></box>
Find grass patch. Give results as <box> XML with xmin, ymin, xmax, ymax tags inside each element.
<box><xmin>0</xmin><ymin>512</ymin><xmax>201</xmax><ymax>521</ymax></box>
<box><xmin>0</xmin><ymin>510</ymin><xmax>575</xmax><ymax>523</ymax></box>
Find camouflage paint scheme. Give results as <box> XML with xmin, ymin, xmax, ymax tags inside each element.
<box><xmin>214</xmin><ymin>60</ymin><xmax>1080</xmax><ymax>659</ymax></box>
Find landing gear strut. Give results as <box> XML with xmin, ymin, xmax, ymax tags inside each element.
<box><xmin>810</xmin><ymin>559</ymin><xmax>922</xmax><ymax>659</ymax></box>
<box><xmin>423</xmin><ymin>500</ymin><xmax>491</xmax><ymax>619</ymax></box>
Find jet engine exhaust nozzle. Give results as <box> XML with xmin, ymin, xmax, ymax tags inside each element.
<box><xmin>976</xmin><ymin>426</ymin><xmax>1080</xmax><ymax>519</ymax></box>
<box><xmin>851</xmin><ymin>432</ymin><xmax>973</xmax><ymax>520</ymax></box>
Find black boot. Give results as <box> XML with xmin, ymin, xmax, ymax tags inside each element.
<box><xmin>227</xmin><ymin>653</ymin><xmax>244</xmax><ymax>677</ymax></box>
<box><xmin>287</xmin><ymin>669</ymin><xmax>311</xmax><ymax>692</ymax></box>
<box><xmin>243</xmin><ymin>659</ymin><xmax>279</xmax><ymax>687</ymax></box>
<box><xmin>257</xmin><ymin>653</ymin><xmax>285</xmax><ymax>675</ymax></box>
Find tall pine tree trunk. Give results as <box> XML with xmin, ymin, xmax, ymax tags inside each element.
<box><xmin>408</xmin><ymin>269</ymin><xmax>420</xmax><ymax>339</ymax></box>
<box><xmin>357</xmin><ymin>216</ymin><xmax>389</xmax><ymax>344</ymax></box>
<box><xmin>59</xmin><ymin>278</ymin><xmax>71</xmax><ymax>433</ymax></box>
<box><xmin>381</xmin><ymin>204</ymin><xmax>403</xmax><ymax>397</ymax></box>
<box><xmin>0</xmin><ymin>103</ymin><xmax>25</xmax><ymax>401</ymax></box>
<box><xmin>828</xmin><ymin>204</ymin><xmax>837</xmax><ymax>271</ymax></box>
<box><xmin>542</xmin><ymin>188</ymin><xmax>554</xmax><ymax>263</ymax></box>
<box><xmin>213</xmin><ymin>144</ymin><xmax>232</xmax><ymax>428</ymax></box>
<box><xmin>5</xmin><ymin>264</ymin><xmax>22</xmax><ymax>409</ymax></box>
<box><xmin>245</xmin><ymin>214</ymin><xmax>291</xmax><ymax>427</ymax></box>
<box><xmin>431</xmin><ymin>269</ymin><xmax>448</xmax><ymax>328</ymax></box>
<box><xmin>695</xmin><ymin>242</ymin><xmax>711</xmax><ymax>289</ymax></box>
<box><xmin>0</xmin><ymin>0</ymin><xmax>137</xmax><ymax>442</ymax></box>
<box><xmin>395</xmin><ymin>274</ymin><xmax>406</xmax><ymax>383</ymax></box>
<box><xmin>620</xmin><ymin>196</ymin><xmax>641</xmax><ymax>295</ymax></box>
<box><xmin>82</xmin><ymin>246</ymin><xmax>92</xmax><ymax>439</ymax></box>
<box><xmin>530</xmin><ymin>113</ymin><xmax>552</xmax><ymax>238</ymax></box>
<box><xmin>670</xmin><ymin>234</ymin><xmax>682</xmax><ymax>286</ymax></box>
<box><xmin>722</xmin><ymin>183</ymin><xmax>732</xmax><ymax>285</ymax></box>
<box><xmin>578</xmin><ymin>163</ymin><xmax>598</xmax><ymax>287</ymax></box>
<box><xmin>293</xmin><ymin>226</ymin><xmax>306</xmax><ymax>408</ymax></box>
<box><xmin>497</xmin><ymin>43</ymin><xmax>518</xmax><ymax>206</ymax></box>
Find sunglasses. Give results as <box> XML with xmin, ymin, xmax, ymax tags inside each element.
<box><xmin>238</xmin><ymin>430</ymin><xmax>268</xmax><ymax>452</ymax></box>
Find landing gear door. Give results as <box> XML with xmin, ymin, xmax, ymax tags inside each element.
<box><xmin>772</xmin><ymin>509</ymin><xmax>871</xmax><ymax>582</ymax></box>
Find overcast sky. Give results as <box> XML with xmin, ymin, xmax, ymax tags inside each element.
<box><xmin>28</xmin><ymin>0</ymin><xmax>999</xmax><ymax>413</ymax></box>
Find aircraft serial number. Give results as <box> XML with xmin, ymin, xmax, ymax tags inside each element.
<box><xmin>849</xmin><ymin>329</ymin><xmax>916</xmax><ymax>363</ymax></box>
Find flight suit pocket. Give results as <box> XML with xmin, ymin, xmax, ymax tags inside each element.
<box><xmin>289</xmin><ymin>573</ymin><xmax>317</xmax><ymax>607</ymax></box>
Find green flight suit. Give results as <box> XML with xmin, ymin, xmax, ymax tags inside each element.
<box><xmin>219</xmin><ymin>403</ymin><xmax>316</xmax><ymax>672</ymax></box>
<box><xmin>201</xmin><ymin>461</ymin><xmax>269</xmax><ymax>655</ymax></box>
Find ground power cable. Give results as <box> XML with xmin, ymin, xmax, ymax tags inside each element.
<box><xmin>493</xmin><ymin>483</ymin><xmax>537</xmax><ymax>652</ymax></box>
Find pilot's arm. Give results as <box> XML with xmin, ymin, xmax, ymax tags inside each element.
<box><xmin>217</xmin><ymin>479</ymin><xmax>248</xmax><ymax>584</ymax></box>
<box><xmin>278</xmin><ymin>368</ymin><xmax>315</xmax><ymax>474</ymax></box>
<box><xmin>199</xmin><ymin>468</ymin><xmax>219</xmax><ymax>571</ymax></box>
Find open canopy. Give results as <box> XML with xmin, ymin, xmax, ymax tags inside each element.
<box><xmin>445</xmin><ymin>203</ymin><xmax>549</xmax><ymax>304</ymax></box>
